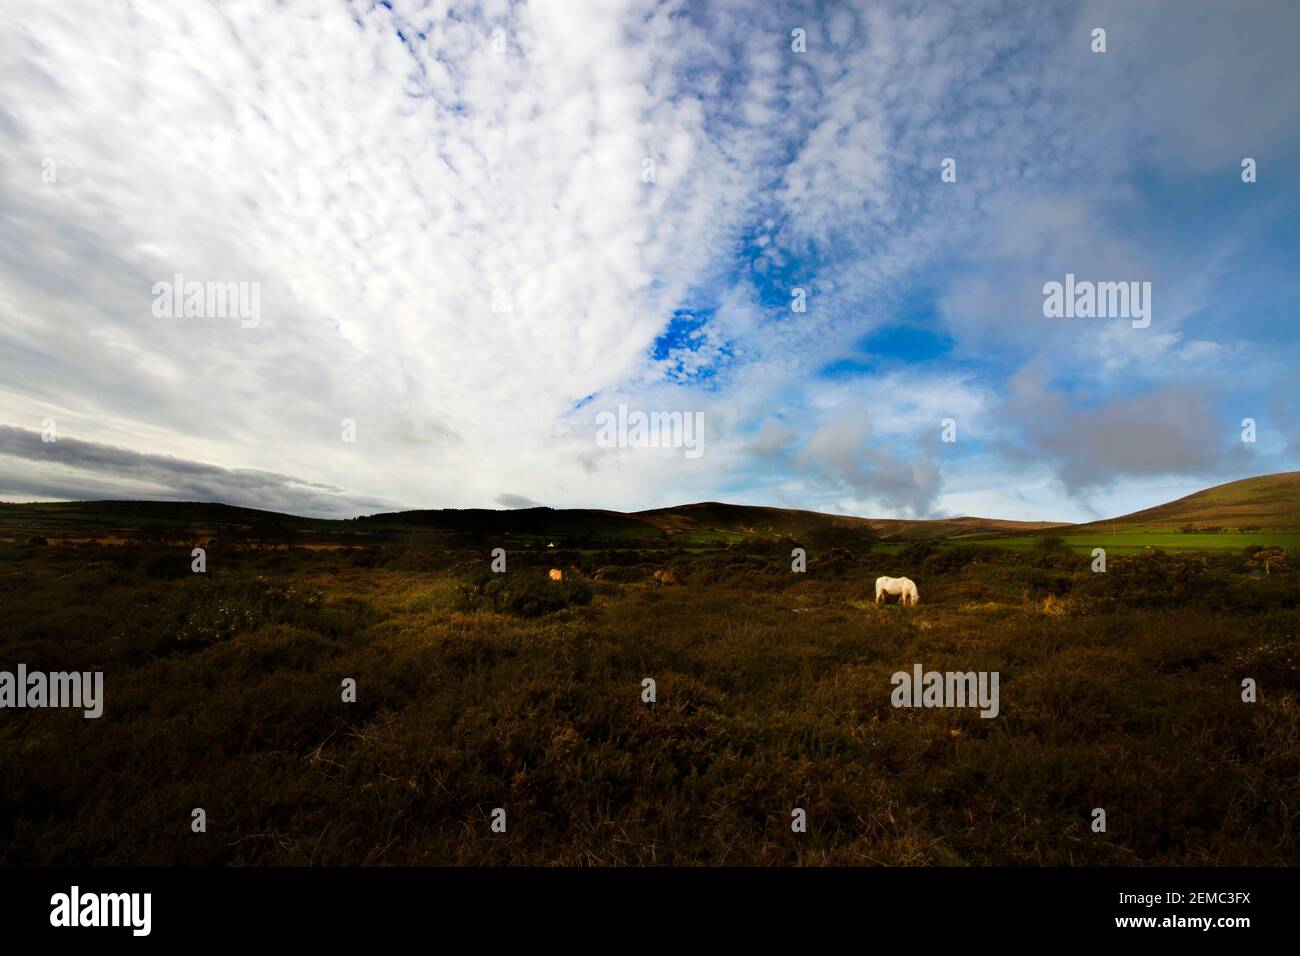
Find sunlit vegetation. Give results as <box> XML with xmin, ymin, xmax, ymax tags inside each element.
<box><xmin>2</xmin><ymin>533</ymin><xmax>1297</xmax><ymax>865</ymax></box>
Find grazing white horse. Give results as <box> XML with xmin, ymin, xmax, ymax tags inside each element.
<box><xmin>875</xmin><ymin>575</ymin><xmax>919</xmax><ymax>606</ymax></box>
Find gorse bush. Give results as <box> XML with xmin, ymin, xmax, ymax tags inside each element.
<box><xmin>922</xmin><ymin>545</ymin><xmax>1000</xmax><ymax>575</ymax></box>
<box><xmin>1075</xmin><ymin>551</ymin><xmax>1297</xmax><ymax>611</ymax></box>
<box><xmin>457</xmin><ymin>570</ymin><xmax>593</xmax><ymax>618</ymax></box>
<box><xmin>175</xmin><ymin>574</ymin><xmax>324</xmax><ymax>646</ymax></box>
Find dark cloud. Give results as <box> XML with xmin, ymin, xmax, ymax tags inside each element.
<box><xmin>792</xmin><ymin>417</ymin><xmax>943</xmax><ymax>518</ymax></box>
<box><xmin>992</xmin><ymin>368</ymin><xmax>1251</xmax><ymax>495</ymax></box>
<box><xmin>0</xmin><ymin>425</ymin><xmax>394</xmax><ymax>518</ymax></box>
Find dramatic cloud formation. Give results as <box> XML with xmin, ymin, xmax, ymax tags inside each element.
<box><xmin>0</xmin><ymin>0</ymin><xmax>1296</xmax><ymax>521</ymax></box>
<box><xmin>0</xmin><ymin>425</ymin><xmax>391</xmax><ymax>516</ymax></box>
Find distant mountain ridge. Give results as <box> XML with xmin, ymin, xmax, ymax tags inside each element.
<box><xmin>1</xmin><ymin>471</ymin><xmax>1298</xmax><ymax>541</ymax></box>
<box><xmin>632</xmin><ymin>501</ymin><xmax>1067</xmax><ymax>541</ymax></box>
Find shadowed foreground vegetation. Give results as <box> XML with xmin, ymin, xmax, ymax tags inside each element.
<box><xmin>1</xmin><ymin>535</ymin><xmax>1298</xmax><ymax>865</ymax></box>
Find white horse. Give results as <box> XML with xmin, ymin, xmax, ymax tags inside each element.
<box><xmin>875</xmin><ymin>575</ymin><xmax>919</xmax><ymax>606</ymax></box>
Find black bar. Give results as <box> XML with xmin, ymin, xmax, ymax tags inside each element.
<box><xmin>0</xmin><ymin>867</ymin><xmax>1288</xmax><ymax>942</ymax></box>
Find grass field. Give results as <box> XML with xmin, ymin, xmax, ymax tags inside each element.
<box><xmin>2</xmin><ymin>535</ymin><xmax>1297</xmax><ymax>866</ymax></box>
<box><xmin>975</xmin><ymin>530</ymin><xmax>1300</xmax><ymax>554</ymax></box>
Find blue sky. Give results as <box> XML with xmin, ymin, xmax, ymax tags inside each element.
<box><xmin>0</xmin><ymin>0</ymin><xmax>1297</xmax><ymax>520</ymax></box>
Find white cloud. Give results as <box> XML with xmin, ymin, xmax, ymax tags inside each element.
<box><xmin>1</xmin><ymin>0</ymin><xmax>1296</xmax><ymax>521</ymax></box>
<box><xmin>0</xmin><ymin>0</ymin><xmax>763</xmax><ymax>512</ymax></box>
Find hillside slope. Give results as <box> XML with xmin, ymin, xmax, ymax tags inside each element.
<box><xmin>634</xmin><ymin>502</ymin><xmax>1068</xmax><ymax>541</ymax></box>
<box><xmin>3</xmin><ymin>471</ymin><xmax>1297</xmax><ymax>540</ymax></box>
<box><xmin>1071</xmin><ymin>472</ymin><xmax>1300</xmax><ymax>531</ymax></box>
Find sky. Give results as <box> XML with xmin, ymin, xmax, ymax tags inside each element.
<box><xmin>1</xmin><ymin>0</ymin><xmax>1298</xmax><ymax>521</ymax></box>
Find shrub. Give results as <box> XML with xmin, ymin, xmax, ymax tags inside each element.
<box><xmin>592</xmin><ymin>564</ymin><xmax>645</xmax><ymax>583</ymax></box>
<box><xmin>144</xmin><ymin>548</ymin><xmax>191</xmax><ymax>580</ymax></box>
<box><xmin>806</xmin><ymin>524</ymin><xmax>877</xmax><ymax>555</ymax></box>
<box><xmin>458</xmin><ymin>571</ymin><xmax>593</xmax><ymax>617</ymax></box>
<box><xmin>922</xmin><ymin>546</ymin><xmax>1000</xmax><ymax>575</ymax></box>
<box><xmin>1019</xmin><ymin>567</ymin><xmax>1073</xmax><ymax>598</ymax></box>
<box><xmin>1075</xmin><ymin>552</ymin><xmax>1221</xmax><ymax>609</ymax></box>
<box><xmin>898</xmin><ymin>541</ymin><xmax>936</xmax><ymax>565</ymax></box>
<box><xmin>175</xmin><ymin>574</ymin><xmax>324</xmax><ymax>646</ymax></box>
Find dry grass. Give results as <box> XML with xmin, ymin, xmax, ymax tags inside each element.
<box><xmin>1</xmin><ymin>538</ymin><xmax>1297</xmax><ymax>865</ymax></box>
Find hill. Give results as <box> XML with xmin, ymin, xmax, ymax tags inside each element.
<box><xmin>0</xmin><ymin>500</ymin><xmax>332</xmax><ymax>537</ymax></box>
<box><xmin>2</xmin><ymin>471</ymin><xmax>1297</xmax><ymax>544</ymax></box>
<box><xmin>1070</xmin><ymin>472</ymin><xmax>1300</xmax><ymax>532</ymax></box>
<box><xmin>633</xmin><ymin>501</ymin><xmax>1066</xmax><ymax>542</ymax></box>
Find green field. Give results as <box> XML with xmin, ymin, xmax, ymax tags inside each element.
<box><xmin>977</xmin><ymin>530</ymin><xmax>1300</xmax><ymax>554</ymax></box>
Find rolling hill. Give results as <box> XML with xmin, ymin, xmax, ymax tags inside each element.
<box><xmin>1069</xmin><ymin>472</ymin><xmax>1300</xmax><ymax>531</ymax></box>
<box><xmin>1</xmin><ymin>471</ymin><xmax>1297</xmax><ymax>544</ymax></box>
<box><xmin>632</xmin><ymin>501</ymin><xmax>1066</xmax><ymax>542</ymax></box>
